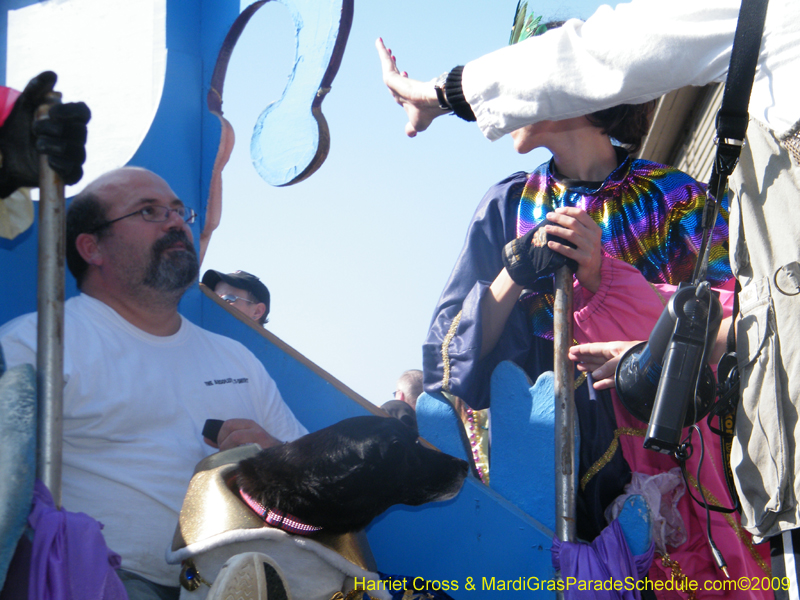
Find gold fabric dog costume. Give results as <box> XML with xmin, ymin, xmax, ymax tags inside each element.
<box><xmin>166</xmin><ymin>445</ymin><xmax>390</xmax><ymax>600</ymax></box>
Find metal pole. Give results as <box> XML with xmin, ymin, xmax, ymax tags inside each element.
<box><xmin>35</xmin><ymin>93</ymin><xmax>66</xmax><ymax>508</ymax></box>
<box><xmin>553</xmin><ymin>265</ymin><xmax>576</xmax><ymax>547</ymax></box>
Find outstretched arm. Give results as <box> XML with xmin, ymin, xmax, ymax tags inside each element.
<box><xmin>375</xmin><ymin>38</ymin><xmax>449</xmax><ymax>137</ymax></box>
<box><xmin>377</xmin><ymin>2</ymin><xmax>743</xmax><ymax>142</ymax></box>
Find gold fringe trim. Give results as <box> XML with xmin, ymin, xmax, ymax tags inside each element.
<box><xmin>440</xmin><ymin>311</ymin><xmax>463</xmax><ymax>393</ymax></box>
<box><xmin>648</xmin><ymin>281</ymin><xmax>668</xmax><ymax>307</ymax></box>
<box><xmin>574</xmin><ymin>372</ymin><xmax>587</xmax><ymax>390</ymax></box>
<box><xmin>659</xmin><ymin>553</ymin><xmax>697</xmax><ymax>600</ymax></box>
<box><xmin>580</xmin><ymin>428</ymin><xmax>646</xmax><ymax>491</ymax></box>
<box><xmin>444</xmin><ymin>391</ymin><xmax>490</xmax><ymax>484</ymax></box>
<box><xmin>438</xmin><ymin>313</ymin><xmax>585</xmax><ymax>483</ymax></box>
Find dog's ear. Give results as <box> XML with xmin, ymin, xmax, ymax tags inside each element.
<box><xmin>235</xmin><ymin>458</ymin><xmax>261</xmax><ymax>498</ymax></box>
<box><xmin>236</xmin><ymin>444</ymin><xmax>300</xmax><ymax>507</ymax></box>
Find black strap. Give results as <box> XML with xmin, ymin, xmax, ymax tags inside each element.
<box><xmin>717</xmin><ymin>0</ymin><xmax>770</xmax><ymax>144</ymax></box>
<box><xmin>680</xmin><ymin>460</ymin><xmax>739</xmax><ymax>514</ymax></box>
<box><xmin>715</xmin><ymin>278</ymin><xmax>742</xmax><ymax>512</ymax></box>
<box><xmin>707</xmin><ymin>0</ymin><xmax>769</xmax><ymax>193</ymax></box>
<box><xmin>692</xmin><ymin>0</ymin><xmax>769</xmax><ymax>284</ymax></box>
<box><xmin>705</xmin><ymin>0</ymin><xmax>766</xmax><ymax>514</ymax></box>
<box><xmin>690</xmin><ymin>0</ymin><xmax>767</xmax><ymax>515</ymax></box>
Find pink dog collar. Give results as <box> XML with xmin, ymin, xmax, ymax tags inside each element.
<box><xmin>238</xmin><ymin>488</ymin><xmax>323</xmax><ymax>535</ymax></box>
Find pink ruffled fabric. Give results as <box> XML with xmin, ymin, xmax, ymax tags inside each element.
<box><xmin>573</xmin><ymin>258</ymin><xmax>771</xmax><ymax>599</ymax></box>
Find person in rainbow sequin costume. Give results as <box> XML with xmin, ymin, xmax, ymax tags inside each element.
<box><xmin>421</xmin><ymin>15</ymin><xmax>769</xmax><ymax>597</ymax></box>
<box><xmin>422</xmin><ymin>98</ymin><xmax>771</xmax><ymax>600</ymax></box>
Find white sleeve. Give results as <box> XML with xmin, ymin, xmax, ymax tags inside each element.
<box><xmin>463</xmin><ymin>0</ymin><xmax>738</xmax><ymax>141</ymax></box>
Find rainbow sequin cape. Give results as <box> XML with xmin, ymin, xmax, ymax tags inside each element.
<box><xmin>519</xmin><ymin>155</ymin><xmax>732</xmax><ymax>339</ymax></box>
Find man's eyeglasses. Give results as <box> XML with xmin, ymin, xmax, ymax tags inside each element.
<box><xmin>219</xmin><ymin>294</ymin><xmax>255</xmax><ymax>305</ymax></box>
<box><xmin>91</xmin><ymin>205</ymin><xmax>198</xmax><ymax>232</ymax></box>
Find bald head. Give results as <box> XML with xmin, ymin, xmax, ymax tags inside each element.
<box><xmin>81</xmin><ymin>167</ymin><xmax>175</xmax><ymax>208</ymax></box>
<box><xmin>395</xmin><ymin>369</ymin><xmax>423</xmax><ymax>410</ymax></box>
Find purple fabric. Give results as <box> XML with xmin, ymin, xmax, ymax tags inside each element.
<box><xmin>423</xmin><ymin>172</ymin><xmax>527</xmax><ymax>409</ymax></box>
<box><xmin>28</xmin><ymin>480</ymin><xmax>127</xmax><ymax>600</ymax></box>
<box><xmin>551</xmin><ymin>519</ymin><xmax>654</xmax><ymax>600</ymax></box>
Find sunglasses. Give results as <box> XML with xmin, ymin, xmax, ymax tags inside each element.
<box><xmin>219</xmin><ymin>294</ymin><xmax>255</xmax><ymax>305</ymax></box>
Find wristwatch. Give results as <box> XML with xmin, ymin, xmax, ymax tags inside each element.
<box><xmin>433</xmin><ymin>72</ymin><xmax>452</xmax><ymax>111</ymax></box>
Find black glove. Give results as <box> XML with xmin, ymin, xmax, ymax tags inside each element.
<box><xmin>0</xmin><ymin>71</ymin><xmax>91</xmax><ymax>198</ymax></box>
<box><xmin>502</xmin><ymin>219</ymin><xmax>578</xmax><ymax>287</ymax></box>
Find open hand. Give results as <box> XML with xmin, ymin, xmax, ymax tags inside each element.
<box><xmin>569</xmin><ymin>340</ymin><xmax>641</xmax><ymax>390</ymax></box>
<box><xmin>375</xmin><ymin>38</ymin><xmax>448</xmax><ymax>137</ymax></box>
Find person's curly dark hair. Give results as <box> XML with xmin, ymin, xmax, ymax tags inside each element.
<box><xmin>586</xmin><ymin>101</ymin><xmax>658</xmax><ymax>154</ymax></box>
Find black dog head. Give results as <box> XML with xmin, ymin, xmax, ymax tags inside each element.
<box><xmin>236</xmin><ymin>415</ymin><xmax>468</xmax><ymax>534</ymax></box>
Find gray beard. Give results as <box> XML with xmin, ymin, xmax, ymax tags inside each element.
<box><xmin>142</xmin><ymin>230</ymin><xmax>199</xmax><ymax>293</ymax></box>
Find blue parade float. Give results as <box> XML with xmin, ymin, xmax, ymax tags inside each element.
<box><xmin>0</xmin><ymin>2</ymin><xmax>650</xmax><ymax>597</ymax></box>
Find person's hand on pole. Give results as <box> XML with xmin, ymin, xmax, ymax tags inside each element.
<box><xmin>501</xmin><ymin>219</ymin><xmax>577</xmax><ymax>287</ymax></box>
<box><xmin>0</xmin><ymin>71</ymin><xmax>91</xmax><ymax>198</ymax></box>
<box><xmin>375</xmin><ymin>38</ymin><xmax>448</xmax><ymax>138</ymax></box>
<box><xmin>545</xmin><ymin>207</ymin><xmax>604</xmax><ymax>294</ymax></box>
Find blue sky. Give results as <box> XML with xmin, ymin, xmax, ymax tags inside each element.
<box><xmin>202</xmin><ymin>0</ymin><xmax>610</xmax><ymax>404</ymax></box>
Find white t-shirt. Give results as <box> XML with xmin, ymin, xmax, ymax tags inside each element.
<box><xmin>0</xmin><ymin>293</ymin><xmax>307</xmax><ymax>586</ymax></box>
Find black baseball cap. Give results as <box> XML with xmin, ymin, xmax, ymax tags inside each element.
<box><xmin>202</xmin><ymin>270</ymin><xmax>270</xmax><ymax>323</ymax></box>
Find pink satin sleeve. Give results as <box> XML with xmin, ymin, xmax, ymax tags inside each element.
<box><xmin>572</xmin><ymin>256</ymin><xmax>735</xmax><ymax>346</ymax></box>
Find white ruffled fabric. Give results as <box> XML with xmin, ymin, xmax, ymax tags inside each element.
<box><xmin>605</xmin><ymin>468</ymin><xmax>687</xmax><ymax>556</ymax></box>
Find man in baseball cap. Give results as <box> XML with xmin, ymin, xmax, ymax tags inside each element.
<box><xmin>202</xmin><ymin>269</ymin><xmax>270</xmax><ymax>326</ymax></box>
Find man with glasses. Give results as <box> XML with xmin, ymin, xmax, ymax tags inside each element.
<box><xmin>380</xmin><ymin>369</ymin><xmax>423</xmax><ymax>434</ymax></box>
<box><xmin>202</xmin><ymin>269</ymin><xmax>270</xmax><ymax>326</ymax></box>
<box><xmin>0</xmin><ymin>166</ymin><xmax>307</xmax><ymax>600</ymax></box>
